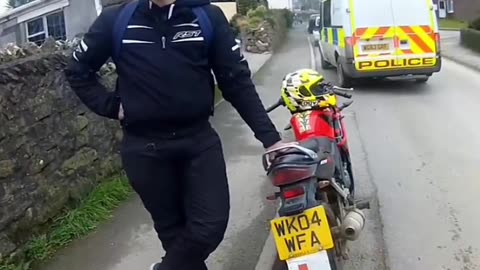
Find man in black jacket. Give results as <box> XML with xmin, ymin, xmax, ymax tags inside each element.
<box><xmin>65</xmin><ymin>0</ymin><xmax>284</xmax><ymax>269</ymax></box>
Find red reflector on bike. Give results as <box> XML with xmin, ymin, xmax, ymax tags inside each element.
<box><xmin>283</xmin><ymin>187</ymin><xmax>305</xmax><ymax>199</ymax></box>
<box><xmin>299</xmin><ymin>264</ymin><xmax>309</xmax><ymax>270</ymax></box>
<box><xmin>271</xmin><ymin>166</ymin><xmax>316</xmax><ymax>186</ymax></box>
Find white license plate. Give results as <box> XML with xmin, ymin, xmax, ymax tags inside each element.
<box><xmin>286</xmin><ymin>250</ymin><xmax>331</xmax><ymax>270</ymax></box>
<box><xmin>362</xmin><ymin>43</ymin><xmax>390</xmax><ymax>51</ymax></box>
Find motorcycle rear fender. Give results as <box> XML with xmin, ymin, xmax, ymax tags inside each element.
<box><xmin>312</xmin><ymin>138</ymin><xmax>337</xmax><ymax>180</ymax></box>
<box><xmin>315</xmin><ymin>155</ymin><xmax>335</xmax><ymax>180</ymax></box>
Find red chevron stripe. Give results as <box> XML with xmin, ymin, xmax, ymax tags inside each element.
<box><xmin>400</xmin><ymin>26</ymin><xmax>433</xmax><ymax>53</ymax></box>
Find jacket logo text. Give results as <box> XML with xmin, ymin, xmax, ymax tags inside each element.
<box><xmin>173</xmin><ymin>30</ymin><xmax>202</xmax><ymax>40</ymax></box>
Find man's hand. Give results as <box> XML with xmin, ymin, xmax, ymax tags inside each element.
<box><xmin>118</xmin><ymin>103</ymin><xmax>124</xmax><ymax>120</ymax></box>
<box><xmin>265</xmin><ymin>140</ymin><xmax>290</xmax><ymax>164</ymax></box>
<box><xmin>266</xmin><ymin>140</ymin><xmax>288</xmax><ymax>152</ymax></box>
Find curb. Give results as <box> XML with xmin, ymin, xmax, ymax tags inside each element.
<box><xmin>439</xmin><ymin>28</ymin><xmax>462</xmax><ymax>31</ymax></box>
<box><xmin>254</xmin><ymin>214</ymin><xmax>279</xmax><ymax>270</ymax></box>
<box><xmin>253</xmin><ymin>37</ymin><xmax>317</xmax><ymax>270</ymax></box>
<box><xmin>442</xmin><ymin>53</ymin><xmax>480</xmax><ymax>72</ymax></box>
<box><xmin>307</xmin><ymin>36</ymin><xmax>317</xmax><ymax>71</ymax></box>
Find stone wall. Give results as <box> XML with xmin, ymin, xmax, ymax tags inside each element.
<box><xmin>245</xmin><ymin>21</ymin><xmax>275</xmax><ymax>53</ymax></box>
<box><xmin>243</xmin><ymin>9</ymin><xmax>291</xmax><ymax>54</ymax></box>
<box><xmin>0</xmin><ymin>39</ymin><xmax>121</xmax><ymax>259</ymax></box>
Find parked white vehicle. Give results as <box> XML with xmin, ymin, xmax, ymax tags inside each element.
<box><xmin>312</xmin><ymin>16</ymin><xmax>321</xmax><ymax>47</ymax></box>
<box><xmin>318</xmin><ymin>0</ymin><xmax>442</xmax><ymax>87</ymax></box>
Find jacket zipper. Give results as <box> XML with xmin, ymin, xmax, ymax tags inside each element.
<box><xmin>150</xmin><ymin>8</ymin><xmax>169</xmax><ymax>50</ymax></box>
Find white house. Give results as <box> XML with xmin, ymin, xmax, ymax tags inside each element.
<box><xmin>0</xmin><ymin>0</ymin><xmax>237</xmax><ymax>48</ymax></box>
<box><xmin>268</xmin><ymin>0</ymin><xmax>293</xmax><ymax>10</ymax></box>
<box><xmin>0</xmin><ymin>0</ymin><xmax>103</xmax><ymax>47</ymax></box>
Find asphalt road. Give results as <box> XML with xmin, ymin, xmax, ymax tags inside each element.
<box><xmin>39</xmin><ymin>25</ymin><xmax>480</xmax><ymax>270</ymax></box>
<box><xmin>316</xmin><ymin>40</ymin><xmax>480</xmax><ymax>269</ymax></box>
<box><xmin>38</xmin><ymin>27</ymin><xmax>312</xmax><ymax>270</ymax></box>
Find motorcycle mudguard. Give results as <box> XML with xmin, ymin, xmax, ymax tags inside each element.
<box><xmin>278</xmin><ymin>179</ymin><xmax>318</xmax><ymax>217</ymax></box>
<box><xmin>286</xmin><ymin>250</ymin><xmax>331</xmax><ymax>270</ymax></box>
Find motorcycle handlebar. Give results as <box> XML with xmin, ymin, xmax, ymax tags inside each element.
<box><xmin>328</xmin><ymin>85</ymin><xmax>353</xmax><ymax>99</ymax></box>
<box><xmin>333</xmin><ymin>90</ymin><xmax>353</xmax><ymax>99</ymax></box>
<box><xmin>265</xmin><ymin>84</ymin><xmax>353</xmax><ymax>113</ymax></box>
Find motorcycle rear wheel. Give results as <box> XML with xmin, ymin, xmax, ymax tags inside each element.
<box><xmin>328</xmin><ymin>249</ymin><xmax>344</xmax><ymax>270</ymax></box>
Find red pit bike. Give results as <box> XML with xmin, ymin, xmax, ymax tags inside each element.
<box><xmin>263</xmin><ymin>80</ymin><xmax>370</xmax><ymax>270</ymax></box>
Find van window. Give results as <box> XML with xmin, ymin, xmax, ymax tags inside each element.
<box><xmin>391</xmin><ymin>0</ymin><xmax>431</xmax><ymax>26</ymax></box>
<box><xmin>331</xmin><ymin>0</ymin><xmax>343</xmax><ymax>27</ymax></box>
<box><xmin>322</xmin><ymin>0</ymin><xmax>342</xmax><ymax>27</ymax></box>
<box><xmin>353</xmin><ymin>0</ymin><xmax>395</xmax><ymax>27</ymax></box>
<box><xmin>322</xmin><ymin>0</ymin><xmax>332</xmax><ymax>27</ymax></box>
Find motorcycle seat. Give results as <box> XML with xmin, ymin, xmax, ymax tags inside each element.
<box><xmin>299</xmin><ymin>138</ymin><xmax>336</xmax><ymax>157</ymax></box>
<box><xmin>270</xmin><ymin>138</ymin><xmax>336</xmax><ymax>167</ymax></box>
<box><xmin>268</xmin><ymin>138</ymin><xmax>338</xmax><ymax>181</ymax></box>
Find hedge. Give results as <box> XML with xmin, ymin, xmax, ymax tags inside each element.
<box><xmin>460</xmin><ymin>28</ymin><xmax>480</xmax><ymax>53</ymax></box>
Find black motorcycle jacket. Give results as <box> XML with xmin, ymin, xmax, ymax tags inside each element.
<box><xmin>65</xmin><ymin>0</ymin><xmax>281</xmax><ymax>148</ymax></box>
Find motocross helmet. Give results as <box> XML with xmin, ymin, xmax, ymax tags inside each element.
<box><xmin>280</xmin><ymin>69</ymin><xmax>336</xmax><ymax>113</ymax></box>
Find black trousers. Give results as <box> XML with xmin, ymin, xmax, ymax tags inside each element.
<box><xmin>121</xmin><ymin>125</ymin><xmax>230</xmax><ymax>270</ymax></box>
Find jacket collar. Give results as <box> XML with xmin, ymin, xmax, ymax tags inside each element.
<box><xmin>138</xmin><ymin>0</ymin><xmax>176</xmax><ymax>20</ymax></box>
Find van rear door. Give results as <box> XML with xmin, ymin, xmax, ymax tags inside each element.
<box><xmin>352</xmin><ymin>0</ymin><xmax>397</xmax><ymax>71</ymax></box>
<box><xmin>390</xmin><ymin>0</ymin><xmax>438</xmax><ymax>68</ymax></box>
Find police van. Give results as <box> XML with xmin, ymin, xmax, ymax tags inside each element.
<box><xmin>318</xmin><ymin>0</ymin><xmax>442</xmax><ymax>87</ymax></box>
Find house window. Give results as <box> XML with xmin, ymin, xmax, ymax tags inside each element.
<box><xmin>439</xmin><ymin>1</ymin><xmax>445</xmax><ymax>9</ymax></box>
<box><xmin>26</xmin><ymin>10</ymin><xmax>66</xmax><ymax>45</ymax></box>
<box><xmin>446</xmin><ymin>0</ymin><xmax>454</xmax><ymax>13</ymax></box>
<box><xmin>26</xmin><ymin>17</ymin><xmax>46</xmax><ymax>45</ymax></box>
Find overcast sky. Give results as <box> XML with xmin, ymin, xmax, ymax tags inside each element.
<box><xmin>0</xmin><ymin>0</ymin><xmax>7</xmax><ymax>14</ymax></box>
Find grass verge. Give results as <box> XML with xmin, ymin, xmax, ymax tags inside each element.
<box><xmin>0</xmin><ymin>176</ymin><xmax>133</xmax><ymax>270</ymax></box>
<box><xmin>1</xmin><ymin>87</ymin><xmax>222</xmax><ymax>270</ymax></box>
<box><xmin>439</xmin><ymin>19</ymin><xmax>468</xmax><ymax>30</ymax></box>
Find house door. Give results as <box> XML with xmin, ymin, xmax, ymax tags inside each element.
<box><xmin>438</xmin><ymin>0</ymin><xmax>447</xmax><ymax>18</ymax></box>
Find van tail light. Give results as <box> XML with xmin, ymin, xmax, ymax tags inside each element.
<box><xmin>270</xmin><ymin>165</ymin><xmax>317</xmax><ymax>186</ymax></box>
<box><xmin>346</xmin><ymin>37</ymin><xmax>355</xmax><ymax>46</ymax></box>
<box><xmin>345</xmin><ymin>37</ymin><xmax>355</xmax><ymax>60</ymax></box>
<box><xmin>434</xmin><ymin>33</ymin><xmax>441</xmax><ymax>53</ymax></box>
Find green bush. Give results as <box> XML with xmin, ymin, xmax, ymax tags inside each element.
<box><xmin>229</xmin><ymin>13</ymin><xmax>249</xmax><ymax>34</ymax></box>
<box><xmin>229</xmin><ymin>14</ymin><xmax>242</xmax><ymax>36</ymax></box>
<box><xmin>248</xmin><ymin>16</ymin><xmax>264</xmax><ymax>28</ymax></box>
<box><xmin>460</xmin><ymin>28</ymin><xmax>480</xmax><ymax>53</ymax></box>
<box><xmin>243</xmin><ymin>6</ymin><xmax>292</xmax><ymax>52</ymax></box>
<box><xmin>281</xmin><ymin>8</ymin><xmax>294</xmax><ymax>28</ymax></box>
<box><xmin>237</xmin><ymin>0</ymin><xmax>258</xmax><ymax>15</ymax></box>
<box><xmin>468</xmin><ymin>16</ymin><xmax>480</xmax><ymax>30</ymax></box>
<box><xmin>270</xmin><ymin>9</ymin><xmax>290</xmax><ymax>50</ymax></box>
<box><xmin>247</xmin><ymin>5</ymin><xmax>275</xmax><ymax>28</ymax></box>
<box><xmin>245</xmin><ymin>6</ymin><xmax>293</xmax><ymax>30</ymax></box>
<box><xmin>247</xmin><ymin>5</ymin><xmax>268</xmax><ymax>19</ymax></box>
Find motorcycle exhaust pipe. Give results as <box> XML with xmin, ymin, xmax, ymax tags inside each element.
<box><xmin>341</xmin><ymin>208</ymin><xmax>366</xmax><ymax>241</ymax></box>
